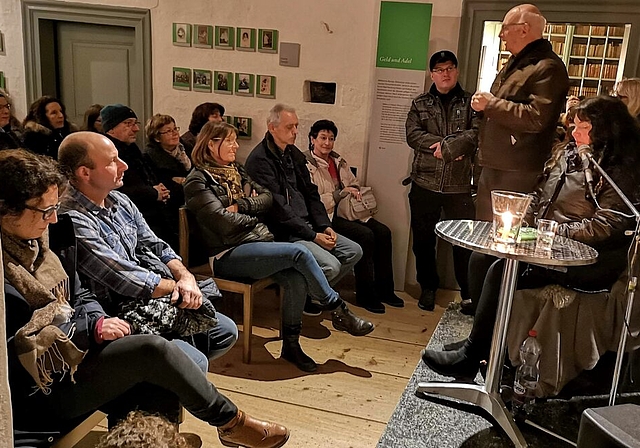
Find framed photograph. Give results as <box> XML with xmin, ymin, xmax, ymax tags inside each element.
<box><xmin>172</xmin><ymin>23</ymin><xmax>191</xmax><ymax>47</ymax></box>
<box><xmin>235</xmin><ymin>73</ymin><xmax>254</xmax><ymax>96</ymax></box>
<box><xmin>224</xmin><ymin>115</ymin><xmax>234</xmax><ymax>124</ymax></box>
<box><xmin>236</xmin><ymin>28</ymin><xmax>256</xmax><ymax>52</ymax></box>
<box><xmin>256</xmin><ymin>75</ymin><xmax>276</xmax><ymax>99</ymax></box>
<box><xmin>193</xmin><ymin>24</ymin><xmax>213</xmax><ymax>48</ymax></box>
<box><xmin>172</xmin><ymin>67</ymin><xmax>192</xmax><ymax>91</ymax></box>
<box><xmin>193</xmin><ymin>69</ymin><xmax>212</xmax><ymax>92</ymax></box>
<box><xmin>214</xmin><ymin>71</ymin><xmax>233</xmax><ymax>94</ymax></box>
<box><xmin>0</xmin><ymin>72</ymin><xmax>5</xmax><ymax>90</ymax></box>
<box><xmin>215</xmin><ymin>26</ymin><xmax>234</xmax><ymax>50</ymax></box>
<box><xmin>258</xmin><ymin>29</ymin><xmax>278</xmax><ymax>54</ymax></box>
<box><xmin>234</xmin><ymin>117</ymin><xmax>252</xmax><ymax>139</ymax></box>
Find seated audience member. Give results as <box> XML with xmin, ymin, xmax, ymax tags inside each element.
<box><xmin>305</xmin><ymin>119</ymin><xmax>403</xmax><ymax>313</ymax></box>
<box><xmin>421</xmin><ymin>96</ymin><xmax>640</xmax><ymax>380</ymax></box>
<box><xmin>614</xmin><ymin>77</ymin><xmax>640</xmax><ymax>120</ymax></box>
<box><xmin>1</xmin><ymin>149</ymin><xmax>289</xmax><ymax>448</ymax></box>
<box><xmin>0</xmin><ymin>88</ymin><xmax>22</xmax><ymax>150</ymax></box>
<box><xmin>184</xmin><ymin>122</ymin><xmax>374</xmax><ymax>371</ymax></box>
<box><xmin>144</xmin><ymin>114</ymin><xmax>191</xmax><ymax>231</ymax></box>
<box><xmin>96</xmin><ymin>412</ymin><xmax>195</xmax><ymax>448</ymax></box>
<box><xmin>245</xmin><ymin>104</ymin><xmax>363</xmax><ymax>317</ymax></box>
<box><xmin>57</xmin><ymin>132</ymin><xmax>238</xmax><ymax>369</ymax></box>
<box><xmin>100</xmin><ymin>104</ymin><xmax>177</xmax><ymax>249</ymax></box>
<box><xmin>181</xmin><ymin>102</ymin><xmax>225</xmax><ymax>157</ymax></box>
<box><xmin>81</xmin><ymin>103</ymin><xmax>104</xmax><ymax>133</ymax></box>
<box><xmin>23</xmin><ymin>96</ymin><xmax>77</xmax><ymax>159</ymax></box>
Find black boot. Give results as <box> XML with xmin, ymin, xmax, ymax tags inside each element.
<box><xmin>281</xmin><ymin>325</ymin><xmax>317</xmax><ymax>372</ymax></box>
<box><xmin>418</xmin><ymin>289</ymin><xmax>436</xmax><ymax>311</ymax></box>
<box><xmin>420</xmin><ymin>343</ymin><xmax>480</xmax><ymax>381</ymax></box>
<box><xmin>443</xmin><ymin>338</ymin><xmax>467</xmax><ymax>351</ymax></box>
<box><xmin>331</xmin><ymin>302</ymin><xmax>375</xmax><ymax>336</ymax></box>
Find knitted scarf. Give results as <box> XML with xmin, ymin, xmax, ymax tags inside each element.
<box><xmin>203</xmin><ymin>162</ymin><xmax>244</xmax><ymax>202</ymax></box>
<box><xmin>2</xmin><ymin>229</ymin><xmax>85</xmax><ymax>393</ymax></box>
<box><xmin>167</xmin><ymin>142</ymin><xmax>192</xmax><ymax>171</ymax></box>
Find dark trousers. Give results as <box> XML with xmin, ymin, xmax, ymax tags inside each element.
<box><xmin>332</xmin><ymin>216</ymin><xmax>395</xmax><ymax>302</ymax></box>
<box><xmin>476</xmin><ymin>167</ymin><xmax>541</xmax><ymax>221</ymax></box>
<box><xmin>408</xmin><ymin>183</ymin><xmax>474</xmax><ymax>298</ymax></box>
<box><xmin>13</xmin><ymin>335</ymin><xmax>238</xmax><ymax>436</ymax></box>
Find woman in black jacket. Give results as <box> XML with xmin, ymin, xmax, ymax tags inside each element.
<box><xmin>1</xmin><ymin>149</ymin><xmax>289</xmax><ymax>448</ymax></box>
<box><xmin>0</xmin><ymin>88</ymin><xmax>23</xmax><ymax>150</ymax></box>
<box><xmin>22</xmin><ymin>96</ymin><xmax>77</xmax><ymax>159</ymax></box>
<box><xmin>422</xmin><ymin>95</ymin><xmax>640</xmax><ymax>380</ymax></box>
<box><xmin>184</xmin><ymin>121</ymin><xmax>375</xmax><ymax>372</ymax></box>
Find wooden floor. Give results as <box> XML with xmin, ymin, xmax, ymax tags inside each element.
<box><xmin>75</xmin><ymin>287</ymin><xmax>459</xmax><ymax>447</ymax></box>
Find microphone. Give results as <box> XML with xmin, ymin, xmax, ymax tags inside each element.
<box><xmin>577</xmin><ymin>144</ymin><xmax>596</xmax><ymax>200</ymax></box>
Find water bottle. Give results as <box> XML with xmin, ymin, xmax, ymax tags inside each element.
<box><xmin>512</xmin><ymin>329</ymin><xmax>542</xmax><ymax>415</ymax></box>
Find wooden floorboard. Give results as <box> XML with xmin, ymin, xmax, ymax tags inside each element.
<box><xmin>71</xmin><ymin>288</ymin><xmax>458</xmax><ymax>447</ymax></box>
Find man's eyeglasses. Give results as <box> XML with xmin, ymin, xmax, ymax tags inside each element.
<box><xmin>501</xmin><ymin>22</ymin><xmax>527</xmax><ymax>32</ymax></box>
<box><xmin>431</xmin><ymin>66</ymin><xmax>456</xmax><ymax>74</ymax></box>
<box><xmin>122</xmin><ymin>119</ymin><xmax>141</xmax><ymax>128</ymax></box>
<box><xmin>25</xmin><ymin>202</ymin><xmax>61</xmax><ymax>220</ymax></box>
<box><xmin>0</xmin><ymin>103</ymin><xmax>11</xmax><ymax>111</ymax></box>
<box><xmin>158</xmin><ymin>127</ymin><xmax>181</xmax><ymax>135</ymax></box>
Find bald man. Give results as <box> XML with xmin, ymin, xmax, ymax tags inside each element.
<box><xmin>58</xmin><ymin>132</ymin><xmax>238</xmax><ymax>369</ymax></box>
<box><xmin>471</xmin><ymin>4</ymin><xmax>569</xmax><ymax>221</ymax></box>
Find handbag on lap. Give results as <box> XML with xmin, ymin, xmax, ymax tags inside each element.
<box><xmin>336</xmin><ymin>186</ymin><xmax>378</xmax><ymax>221</ymax></box>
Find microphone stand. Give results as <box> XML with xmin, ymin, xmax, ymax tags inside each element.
<box><xmin>587</xmin><ymin>153</ymin><xmax>640</xmax><ymax>406</ymax></box>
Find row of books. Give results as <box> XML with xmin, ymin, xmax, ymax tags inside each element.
<box><xmin>574</xmin><ymin>25</ymin><xmax>625</xmax><ymax>37</ymax></box>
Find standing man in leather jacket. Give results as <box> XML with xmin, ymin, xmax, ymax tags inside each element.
<box><xmin>471</xmin><ymin>4</ymin><xmax>569</xmax><ymax>222</ymax></box>
<box><xmin>405</xmin><ymin>50</ymin><xmax>479</xmax><ymax>312</ymax></box>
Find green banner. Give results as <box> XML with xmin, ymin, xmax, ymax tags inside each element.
<box><xmin>376</xmin><ymin>2</ymin><xmax>432</xmax><ymax>70</ymax></box>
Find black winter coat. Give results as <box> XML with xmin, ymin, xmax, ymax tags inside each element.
<box><xmin>22</xmin><ymin>121</ymin><xmax>77</xmax><ymax>160</ymax></box>
<box><xmin>184</xmin><ymin>165</ymin><xmax>273</xmax><ymax>257</ymax></box>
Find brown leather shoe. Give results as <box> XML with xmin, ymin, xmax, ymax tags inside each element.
<box><xmin>218</xmin><ymin>410</ymin><xmax>290</xmax><ymax>448</ymax></box>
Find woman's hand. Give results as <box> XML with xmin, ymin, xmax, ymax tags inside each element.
<box><xmin>344</xmin><ymin>187</ymin><xmax>361</xmax><ymax>200</ymax></box>
<box><xmin>172</xmin><ymin>176</ymin><xmax>186</xmax><ymax>185</ymax></box>
<box><xmin>226</xmin><ymin>203</ymin><xmax>239</xmax><ymax>213</ymax></box>
<box><xmin>101</xmin><ymin>318</ymin><xmax>131</xmax><ymax>341</ymax></box>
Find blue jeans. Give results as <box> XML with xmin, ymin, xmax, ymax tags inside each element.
<box><xmin>180</xmin><ymin>312</ymin><xmax>238</xmax><ymax>367</ymax></box>
<box><xmin>294</xmin><ymin>233</ymin><xmax>362</xmax><ymax>286</ymax></box>
<box><xmin>213</xmin><ymin>242</ymin><xmax>340</xmax><ymax>327</ymax></box>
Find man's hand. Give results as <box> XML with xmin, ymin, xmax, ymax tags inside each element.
<box><xmin>101</xmin><ymin>317</ymin><xmax>131</xmax><ymax>341</ymax></box>
<box><xmin>314</xmin><ymin>227</ymin><xmax>337</xmax><ymax>250</ymax></box>
<box><xmin>171</xmin><ymin>271</ymin><xmax>202</xmax><ymax>309</ymax></box>
<box><xmin>471</xmin><ymin>91</ymin><xmax>493</xmax><ymax>112</ymax></box>
<box><xmin>430</xmin><ymin>141</ymin><xmax>443</xmax><ymax>159</ymax></box>
<box><xmin>154</xmin><ymin>183</ymin><xmax>170</xmax><ymax>203</ymax></box>
<box><xmin>226</xmin><ymin>203</ymin><xmax>239</xmax><ymax>213</ymax></box>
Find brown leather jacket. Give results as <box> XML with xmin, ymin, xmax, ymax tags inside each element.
<box><xmin>478</xmin><ymin>39</ymin><xmax>569</xmax><ymax>173</ymax></box>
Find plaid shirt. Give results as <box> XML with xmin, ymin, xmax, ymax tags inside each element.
<box><xmin>59</xmin><ymin>185</ymin><xmax>180</xmax><ymax>306</ymax></box>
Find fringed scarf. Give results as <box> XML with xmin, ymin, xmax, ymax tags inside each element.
<box><xmin>2</xmin><ymin>229</ymin><xmax>86</xmax><ymax>393</ymax></box>
<box><xmin>203</xmin><ymin>162</ymin><xmax>245</xmax><ymax>202</ymax></box>
<box><xmin>167</xmin><ymin>142</ymin><xmax>192</xmax><ymax>171</ymax></box>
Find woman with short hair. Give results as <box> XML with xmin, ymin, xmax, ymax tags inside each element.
<box><xmin>180</xmin><ymin>102</ymin><xmax>225</xmax><ymax>156</ymax></box>
<box><xmin>81</xmin><ymin>103</ymin><xmax>104</xmax><ymax>133</ymax></box>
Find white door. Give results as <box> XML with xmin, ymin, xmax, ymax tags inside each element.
<box><xmin>57</xmin><ymin>22</ymin><xmax>140</xmax><ymax>130</ymax></box>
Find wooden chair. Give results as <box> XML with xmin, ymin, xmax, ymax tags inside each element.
<box><xmin>52</xmin><ymin>411</ymin><xmax>106</xmax><ymax>448</ymax></box>
<box><xmin>178</xmin><ymin>207</ymin><xmax>281</xmax><ymax>363</ymax></box>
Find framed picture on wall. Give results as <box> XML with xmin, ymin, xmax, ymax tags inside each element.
<box><xmin>234</xmin><ymin>117</ymin><xmax>252</xmax><ymax>139</ymax></box>
<box><xmin>0</xmin><ymin>72</ymin><xmax>5</xmax><ymax>89</ymax></box>
<box><xmin>214</xmin><ymin>71</ymin><xmax>233</xmax><ymax>94</ymax></box>
<box><xmin>193</xmin><ymin>24</ymin><xmax>213</xmax><ymax>48</ymax></box>
<box><xmin>235</xmin><ymin>73</ymin><xmax>254</xmax><ymax>96</ymax></box>
<box><xmin>258</xmin><ymin>29</ymin><xmax>278</xmax><ymax>54</ymax></box>
<box><xmin>172</xmin><ymin>23</ymin><xmax>191</xmax><ymax>47</ymax></box>
<box><xmin>224</xmin><ymin>115</ymin><xmax>234</xmax><ymax>124</ymax></box>
<box><xmin>256</xmin><ymin>74</ymin><xmax>276</xmax><ymax>99</ymax></box>
<box><xmin>215</xmin><ymin>26</ymin><xmax>234</xmax><ymax>49</ymax></box>
<box><xmin>193</xmin><ymin>69</ymin><xmax>212</xmax><ymax>92</ymax></box>
<box><xmin>236</xmin><ymin>28</ymin><xmax>256</xmax><ymax>52</ymax></box>
<box><xmin>172</xmin><ymin>67</ymin><xmax>191</xmax><ymax>90</ymax></box>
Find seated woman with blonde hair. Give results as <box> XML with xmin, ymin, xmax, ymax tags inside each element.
<box><xmin>614</xmin><ymin>77</ymin><xmax>640</xmax><ymax>119</ymax></box>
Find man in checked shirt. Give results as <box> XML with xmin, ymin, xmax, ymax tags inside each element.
<box><xmin>58</xmin><ymin>131</ymin><xmax>238</xmax><ymax>371</ymax></box>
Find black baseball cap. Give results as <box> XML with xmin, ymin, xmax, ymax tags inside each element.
<box><xmin>429</xmin><ymin>50</ymin><xmax>458</xmax><ymax>71</ymax></box>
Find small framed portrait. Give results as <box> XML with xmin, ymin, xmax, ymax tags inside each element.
<box><xmin>193</xmin><ymin>69</ymin><xmax>212</xmax><ymax>92</ymax></box>
<box><xmin>172</xmin><ymin>67</ymin><xmax>192</xmax><ymax>91</ymax></box>
<box><xmin>224</xmin><ymin>115</ymin><xmax>234</xmax><ymax>124</ymax></box>
<box><xmin>214</xmin><ymin>71</ymin><xmax>233</xmax><ymax>94</ymax></box>
<box><xmin>234</xmin><ymin>117</ymin><xmax>252</xmax><ymax>139</ymax></box>
<box><xmin>236</xmin><ymin>28</ymin><xmax>256</xmax><ymax>51</ymax></box>
<box><xmin>235</xmin><ymin>73</ymin><xmax>254</xmax><ymax>96</ymax></box>
<box><xmin>256</xmin><ymin>75</ymin><xmax>276</xmax><ymax>99</ymax></box>
<box><xmin>193</xmin><ymin>24</ymin><xmax>213</xmax><ymax>48</ymax></box>
<box><xmin>215</xmin><ymin>26</ymin><xmax>234</xmax><ymax>50</ymax></box>
<box><xmin>172</xmin><ymin>23</ymin><xmax>191</xmax><ymax>47</ymax></box>
<box><xmin>0</xmin><ymin>72</ymin><xmax>5</xmax><ymax>89</ymax></box>
<box><xmin>258</xmin><ymin>29</ymin><xmax>278</xmax><ymax>54</ymax></box>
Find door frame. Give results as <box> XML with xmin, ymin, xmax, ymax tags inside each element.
<box><xmin>22</xmin><ymin>0</ymin><xmax>152</xmax><ymax>121</ymax></box>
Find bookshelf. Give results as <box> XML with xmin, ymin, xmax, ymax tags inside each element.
<box><xmin>486</xmin><ymin>22</ymin><xmax>630</xmax><ymax>98</ymax></box>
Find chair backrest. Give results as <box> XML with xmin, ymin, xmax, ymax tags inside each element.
<box><xmin>178</xmin><ymin>207</ymin><xmax>211</xmax><ymax>276</ymax></box>
<box><xmin>178</xmin><ymin>206</ymin><xmax>190</xmax><ymax>267</ymax></box>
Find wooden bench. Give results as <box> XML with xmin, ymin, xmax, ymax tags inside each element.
<box><xmin>178</xmin><ymin>207</ymin><xmax>281</xmax><ymax>363</ymax></box>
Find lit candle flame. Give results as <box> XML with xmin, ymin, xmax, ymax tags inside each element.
<box><xmin>502</xmin><ymin>211</ymin><xmax>513</xmax><ymax>238</ymax></box>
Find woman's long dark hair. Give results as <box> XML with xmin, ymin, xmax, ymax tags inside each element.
<box><xmin>24</xmin><ymin>96</ymin><xmax>69</xmax><ymax>131</ymax></box>
<box><xmin>575</xmin><ymin>95</ymin><xmax>640</xmax><ymax>202</ymax></box>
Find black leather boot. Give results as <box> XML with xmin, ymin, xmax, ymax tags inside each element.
<box><xmin>281</xmin><ymin>325</ymin><xmax>317</xmax><ymax>372</ymax></box>
<box><xmin>420</xmin><ymin>342</ymin><xmax>480</xmax><ymax>381</ymax></box>
<box><xmin>331</xmin><ymin>302</ymin><xmax>375</xmax><ymax>336</ymax></box>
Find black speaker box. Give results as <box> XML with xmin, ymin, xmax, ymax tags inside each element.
<box><xmin>577</xmin><ymin>404</ymin><xmax>640</xmax><ymax>448</ymax></box>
